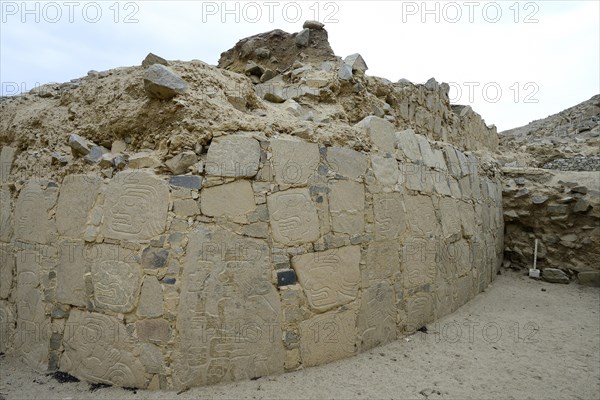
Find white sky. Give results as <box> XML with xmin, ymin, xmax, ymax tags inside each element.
<box><xmin>1</xmin><ymin>0</ymin><xmax>599</xmax><ymax>131</ymax></box>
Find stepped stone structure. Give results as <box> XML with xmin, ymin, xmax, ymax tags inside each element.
<box><xmin>0</xmin><ymin>22</ymin><xmax>504</xmax><ymax>390</ymax></box>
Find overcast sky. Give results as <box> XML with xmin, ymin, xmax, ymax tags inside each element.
<box><xmin>1</xmin><ymin>1</ymin><xmax>598</xmax><ymax>131</ymax></box>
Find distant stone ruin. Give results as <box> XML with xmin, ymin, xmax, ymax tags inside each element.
<box><xmin>0</xmin><ymin>22</ymin><xmax>505</xmax><ymax>390</ymax></box>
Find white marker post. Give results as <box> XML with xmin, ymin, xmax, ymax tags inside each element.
<box><xmin>529</xmin><ymin>239</ymin><xmax>540</xmax><ymax>278</ymax></box>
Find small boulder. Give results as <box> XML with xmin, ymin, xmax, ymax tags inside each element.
<box><xmin>284</xmin><ymin>99</ymin><xmax>302</xmax><ymax>116</ymax></box>
<box><xmin>303</xmin><ymin>20</ymin><xmax>325</xmax><ymax>30</ymax></box>
<box><xmin>571</xmin><ymin>185</ymin><xmax>588</xmax><ymax>194</ymax></box>
<box><xmin>51</xmin><ymin>152</ymin><xmax>69</xmax><ymax>165</ymax></box>
<box><xmin>227</xmin><ymin>95</ymin><xmax>247</xmax><ymax>112</ymax></box>
<box><xmin>424</xmin><ymin>78</ymin><xmax>439</xmax><ymax>90</ymax></box>
<box><xmin>142</xmin><ymin>52</ymin><xmax>169</xmax><ymax>68</ymax></box>
<box><xmin>165</xmin><ymin>151</ymin><xmax>197</xmax><ymax>174</ymax></box>
<box><xmin>531</xmin><ymin>195</ymin><xmax>548</xmax><ymax>205</ymax></box>
<box><xmin>338</xmin><ymin>64</ymin><xmax>353</xmax><ymax>81</ymax></box>
<box><xmin>542</xmin><ymin>268</ymin><xmax>570</xmax><ymax>284</ymax></box>
<box><xmin>260</xmin><ymin>69</ymin><xmax>277</xmax><ymax>83</ymax></box>
<box><xmin>573</xmin><ymin>199</ymin><xmax>591</xmax><ymax>213</ymax></box>
<box><xmin>245</xmin><ymin>62</ymin><xmax>264</xmax><ymax>77</ymax></box>
<box><xmin>112</xmin><ymin>154</ymin><xmax>128</xmax><ymax>169</ymax></box>
<box><xmin>84</xmin><ymin>146</ymin><xmax>109</xmax><ymax>164</ymax></box>
<box><xmin>111</xmin><ymin>140</ymin><xmax>127</xmax><ymax>153</ymax></box>
<box><xmin>254</xmin><ymin>47</ymin><xmax>271</xmax><ymax>59</ymax></box>
<box><xmin>143</xmin><ymin>64</ymin><xmax>188</xmax><ymax>100</ymax></box>
<box><xmin>99</xmin><ymin>153</ymin><xmax>116</xmax><ymax>168</ymax></box>
<box><xmin>127</xmin><ymin>152</ymin><xmax>160</xmax><ymax>169</ymax></box>
<box><xmin>344</xmin><ymin>53</ymin><xmax>368</xmax><ymax>74</ymax></box>
<box><xmin>295</xmin><ymin>28</ymin><xmax>310</xmax><ymax>47</ymax></box>
<box><xmin>67</xmin><ymin>133</ymin><xmax>92</xmax><ymax>156</ymax></box>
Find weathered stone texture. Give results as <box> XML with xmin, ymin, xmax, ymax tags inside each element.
<box><xmin>61</xmin><ymin>310</ymin><xmax>146</xmax><ymax>387</ymax></box>
<box><xmin>326</xmin><ymin>147</ymin><xmax>368</xmax><ymax>179</ymax></box>
<box><xmin>173</xmin><ymin>227</ymin><xmax>284</xmax><ymax>389</ymax></box>
<box><xmin>56</xmin><ymin>174</ymin><xmax>101</xmax><ymax>237</ymax></box>
<box><xmin>355</xmin><ymin>116</ymin><xmax>396</xmax><ymax>154</ymax></box>
<box><xmin>299</xmin><ymin>307</ymin><xmax>357</xmax><ymax>367</ymax></box>
<box><xmin>201</xmin><ymin>180</ymin><xmax>256</xmax><ymax>218</ymax></box>
<box><xmin>55</xmin><ymin>240</ymin><xmax>88</xmax><ymax>307</ymax></box>
<box><xmin>271</xmin><ymin>137</ymin><xmax>320</xmax><ymax>184</ymax></box>
<box><xmin>357</xmin><ymin>280</ymin><xmax>396</xmax><ymax>351</ymax></box>
<box><xmin>0</xmin><ymin>244</ymin><xmax>14</xmax><ymax>299</ymax></box>
<box><xmin>90</xmin><ymin>244</ymin><xmax>141</xmax><ymax>313</ymax></box>
<box><xmin>328</xmin><ymin>180</ymin><xmax>365</xmax><ymax>235</ymax></box>
<box><xmin>0</xmin><ymin>186</ymin><xmax>12</xmax><ymax>241</ymax></box>
<box><xmin>137</xmin><ymin>276</ymin><xmax>163</xmax><ymax>318</ymax></box>
<box><xmin>268</xmin><ymin>188</ymin><xmax>320</xmax><ymax>245</ymax></box>
<box><xmin>206</xmin><ymin>136</ymin><xmax>261</xmax><ymax>177</ymax></box>
<box><xmin>0</xmin><ymin>146</ymin><xmax>17</xmax><ymax>184</ymax></box>
<box><xmin>371</xmin><ymin>153</ymin><xmax>400</xmax><ymax>186</ymax></box>
<box><xmin>14</xmin><ymin>248</ymin><xmax>50</xmax><ymax>371</ymax></box>
<box><xmin>2</xmin><ymin>133</ymin><xmax>504</xmax><ymax>390</ymax></box>
<box><xmin>373</xmin><ymin>193</ymin><xmax>407</xmax><ymax>240</ymax></box>
<box><xmin>101</xmin><ymin>171</ymin><xmax>169</xmax><ymax>240</ymax></box>
<box><xmin>14</xmin><ymin>182</ymin><xmax>58</xmax><ymax>244</ymax></box>
<box><xmin>292</xmin><ymin>246</ymin><xmax>361</xmax><ymax>312</ymax></box>
<box><xmin>365</xmin><ymin>241</ymin><xmax>400</xmax><ymax>282</ymax></box>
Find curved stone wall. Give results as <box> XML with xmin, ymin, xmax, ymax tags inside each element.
<box><xmin>0</xmin><ymin>130</ymin><xmax>503</xmax><ymax>390</ymax></box>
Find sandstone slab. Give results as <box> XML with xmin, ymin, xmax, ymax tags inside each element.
<box><xmin>0</xmin><ymin>245</ymin><xmax>14</xmax><ymax>299</ymax></box>
<box><xmin>142</xmin><ymin>52</ymin><xmax>168</xmax><ymax>68</ymax></box>
<box><xmin>101</xmin><ymin>171</ymin><xmax>169</xmax><ymax>240</ymax></box>
<box><xmin>357</xmin><ymin>280</ymin><xmax>396</xmax><ymax>351</ymax></box>
<box><xmin>404</xmin><ymin>194</ymin><xmax>438</xmax><ymax>238</ymax></box>
<box><xmin>355</xmin><ymin>116</ymin><xmax>396</xmax><ymax>154</ymax></box>
<box><xmin>404</xmin><ymin>292</ymin><xmax>434</xmax><ymax>332</ymax></box>
<box><xmin>366</xmin><ymin>241</ymin><xmax>400</xmax><ymax>282</ymax></box>
<box><xmin>328</xmin><ymin>180</ymin><xmax>365</xmax><ymax>235</ymax></box>
<box><xmin>402</xmin><ymin>236</ymin><xmax>437</xmax><ymax>289</ymax></box>
<box><xmin>165</xmin><ymin>151</ymin><xmax>197</xmax><ymax>175</ymax></box>
<box><xmin>61</xmin><ymin>310</ymin><xmax>145</xmax><ymax>388</ymax></box>
<box><xmin>56</xmin><ymin>174</ymin><xmax>102</xmax><ymax>238</ymax></box>
<box><xmin>90</xmin><ymin>244</ymin><xmax>141</xmax><ymax>313</ymax></box>
<box><xmin>14</xmin><ymin>181</ymin><xmax>57</xmax><ymax>244</ymax></box>
<box><xmin>200</xmin><ymin>180</ymin><xmax>256</xmax><ymax>218</ymax></box>
<box><xmin>268</xmin><ymin>188</ymin><xmax>319</xmax><ymax>245</ymax></box>
<box><xmin>373</xmin><ymin>193</ymin><xmax>407</xmax><ymax>240</ymax></box>
<box><xmin>144</xmin><ymin>64</ymin><xmax>188</xmax><ymax>99</ymax></box>
<box><xmin>55</xmin><ymin>240</ymin><xmax>88</xmax><ymax>307</ymax></box>
<box><xmin>271</xmin><ymin>138</ymin><xmax>320</xmax><ymax>185</ymax></box>
<box><xmin>326</xmin><ymin>147</ymin><xmax>368</xmax><ymax>179</ymax></box>
<box><xmin>292</xmin><ymin>246</ymin><xmax>361</xmax><ymax>312</ymax></box>
<box><xmin>0</xmin><ymin>186</ymin><xmax>12</xmax><ymax>241</ymax></box>
<box><xmin>173</xmin><ymin>227</ymin><xmax>284</xmax><ymax>388</ymax></box>
<box><xmin>0</xmin><ymin>146</ymin><xmax>17</xmax><ymax>183</ymax></box>
<box><xmin>299</xmin><ymin>307</ymin><xmax>357</xmax><ymax>367</ymax></box>
<box><xmin>542</xmin><ymin>268</ymin><xmax>570</xmax><ymax>284</ymax></box>
<box><xmin>206</xmin><ymin>136</ymin><xmax>261</xmax><ymax>177</ymax></box>
<box><xmin>14</xmin><ymin>249</ymin><xmax>50</xmax><ymax>371</ymax></box>
<box><xmin>137</xmin><ymin>276</ymin><xmax>163</xmax><ymax>318</ymax></box>
<box><xmin>395</xmin><ymin>129</ymin><xmax>421</xmax><ymax>162</ymax></box>
<box><xmin>371</xmin><ymin>153</ymin><xmax>400</xmax><ymax>186</ymax></box>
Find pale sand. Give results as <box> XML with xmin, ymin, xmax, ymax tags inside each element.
<box><xmin>1</xmin><ymin>270</ymin><xmax>599</xmax><ymax>400</ymax></box>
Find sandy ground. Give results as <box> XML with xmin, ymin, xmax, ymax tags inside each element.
<box><xmin>1</xmin><ymin>269</ymin><xmax>599</xmax><ymax>400</ymax></box>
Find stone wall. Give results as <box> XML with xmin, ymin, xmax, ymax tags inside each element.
<box><xmin>502</xmin><ymin>167</ymin><xmax>599</xmax><ymax>285</ymax></box>
<box><xmin>0</xmin><ymin>127</ymin><xmax>503</xmax><ymax>390</ymax></box>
